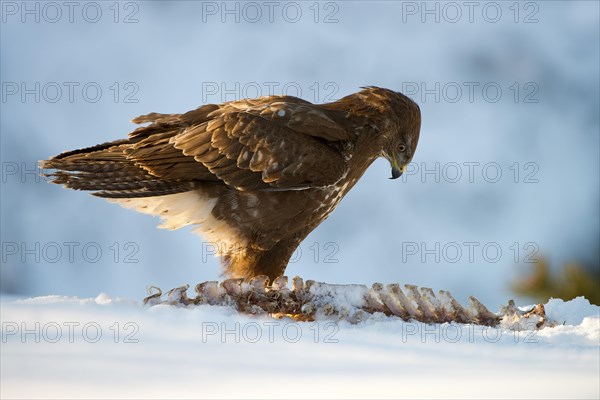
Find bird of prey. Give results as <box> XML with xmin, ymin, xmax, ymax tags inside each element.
<box><xmin>41</xmin><ymin>86</ymin><xmax>421</xmax><ymax>280</ymax></box>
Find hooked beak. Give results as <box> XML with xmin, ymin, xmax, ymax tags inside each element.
<box><xmin>389</xmin><ymin>155</ymin><xmax>407</xmax><ymax>180</ymax></box>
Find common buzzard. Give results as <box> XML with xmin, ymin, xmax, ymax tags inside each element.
<box><xmin>41</xmin><ymin>87</ymin><xmax>421</xmax><ymax>280</ymax></box>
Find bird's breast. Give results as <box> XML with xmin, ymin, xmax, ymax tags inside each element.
<box><xmin>211</xmin><ymin>180</ymin><xmax>356</xmax><ymax>248</ymax></box>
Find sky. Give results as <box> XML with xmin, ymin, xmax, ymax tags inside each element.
<box><xmin>1</xmin><ymin>0</ymin><xmax>599</xmax><ymax>309</ymax></box>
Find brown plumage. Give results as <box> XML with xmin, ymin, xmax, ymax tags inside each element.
<box><xmin>41</xmin><ymin>87</ymin><xmax>421</xmax><ymax>280</ymax></box>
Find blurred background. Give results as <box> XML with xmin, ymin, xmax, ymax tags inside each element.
<box><xmin>1</xmin><ymin>0</ymin><xmax>598</xmax><ymax>308</ymax></box>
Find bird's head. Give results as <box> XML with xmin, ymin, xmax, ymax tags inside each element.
<box><xmin>333</xmin><ymin>86</ymin><xmax>421</xmax><ymax>179</ymax></box>
<box><xmin>374</xmin><ymin>89</ymin><xmax>421</xmax><ymax>179</ymax></box>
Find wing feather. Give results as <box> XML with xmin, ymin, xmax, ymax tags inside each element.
<box><xmin>125</xmin><ymin>96</ymin><xmax>352</xmax><ymax>191</ymax></box>
<box><xmin>42</xmin><ymin>94</ymin><xmax>363</xmax><ymax>199</ymax></box>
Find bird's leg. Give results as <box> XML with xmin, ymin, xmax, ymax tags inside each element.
<box><xmin>224</xmin><ymin>238</ymin><xmax>301</xmax><ymax>282</ymax></box>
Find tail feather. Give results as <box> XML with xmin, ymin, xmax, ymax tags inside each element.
<box><xmin>40</xmin><ymin>139</ymin><xmax>195</xmax><ymax>198</ymax></box>
<box><xmin>41</xmin><ymin>107</ymin><xmax>221</xmax><ymax>198</ymax></box>
<box><xmin>44</xmin><ymin>139</ymin><xmax>131</xmax><ymax>161</ymax></box>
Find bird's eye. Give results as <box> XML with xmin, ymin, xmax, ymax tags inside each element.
<box><xmin>397</xmin><ymin>143</ymin><xmax>407</xmax><ymax>152</ymax></box>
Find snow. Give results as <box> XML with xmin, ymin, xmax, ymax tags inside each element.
<box><xmin>308</xmin><ymin>281</ymin><xmax>371</xmax><ymax>308</ymax></box>
<box><xmin>1</xmin><ymin>295</ymin><xmax>598</xmax><ymax>399</ymax></box>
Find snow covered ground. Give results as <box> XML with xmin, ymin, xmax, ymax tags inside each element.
<box><xmin>1</xmin><ymin>294</ymin><xmax>598</xmax><ymax>399</ymax></box>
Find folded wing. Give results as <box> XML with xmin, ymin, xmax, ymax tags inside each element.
<box><xmin>41</xmin><ymin>96</ymin><xmax>352</xmax><ymax>197</ymax></box>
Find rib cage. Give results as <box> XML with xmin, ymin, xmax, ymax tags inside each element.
<box><xmin>144</xmin><ymin>276</ymin><xmax>555</xmax><ymax>329</ymax></box>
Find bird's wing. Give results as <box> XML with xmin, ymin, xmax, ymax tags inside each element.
<box><xmin>128</xmin><ymin>98</ymin><xmax>352</xmax><ymax>191</ymax></box>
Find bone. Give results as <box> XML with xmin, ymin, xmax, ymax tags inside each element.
<box><xmin>195</xmin><ymin>281</ymin><xmax>222</xmax><ymax>304</ymax></box>
<box><xmin>438</xmin><ymin>290</ymin><xmax>471</xmax><ymax>324</ymax></box>
<box><xmin>249</xmin><ymin>275</ymin><xmax>269</xmax><ymax>293</ymax></box>
<box><xmin>221</xmin><ymin>278</ymin><xmax>243</xmax><ymax>297</ymax></box>
<box><xmin>291</xmin><ymin>276</ymin><xmax>304</xmax><ymax>292</ymax></box>
<box><xmin>371</xmin><ymin>283</ymin><xmax>410</xmax><ymax>320</ymax></box>
<box><xmin>166</xmin><ymin>285</ymin><xmax>190</xmax><ymax>305</ymax></box>
<box><xmin>404</xmin><ymin>284</ymin><xmax>437</xmax><ymax>323</ymax></box>
<box><xmin>143</xmin><ymin>276</ymin><xmax>556</xmax><ymax>329</ymax></box>
<box><xmin>468</xmin><ymin>296</ymin><xmax>500</xmax><ymax>326</ymax></box>
<box><xmin>388</xmin><ymin>284</ymin><xmax>421</xmax><ymax>320</ymax></box>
